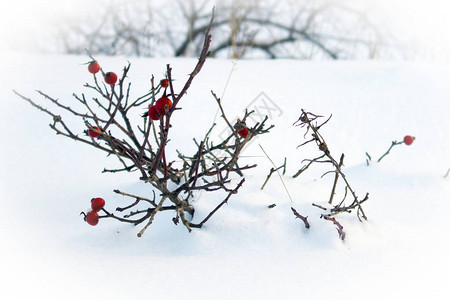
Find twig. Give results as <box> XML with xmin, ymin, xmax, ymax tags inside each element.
<box><xmin>36</xmin><ymin>90</ymin><xmax>91</xmax><ymax>118</ymax></box>
<box><xmin>444</xmin><ymin>168</ymin><xmax>450</xmax><ymax>179</ymax></box>
<box><xmin>293</xmin><ymin>154</ymin><xmax>326</xmax><ymax>178</ymax></box>
<box><xmin>365</xmin><ymin>152</ymin><xmax>371</xmax><ymax>166</ymax></box>
<box><xmin>291</xmin><ymin>207</ymin><xmax>310</xmax><ymax>229</ymax></box>
<box><xmin>328</xmin><ymin>153</ymin><xmax>344</xmax><ymax>204</ymax></box>
<box><xmin>173</xmin><ymin>7</ymin><xmax>214</xmax><ymax>109</ymax></box>
<box><xmin>190</xmin><ymin>178</ymin><xmax>245</xmax><ymax>228</ymax></box>
<box><xmin>259</xmin><ymin>144</ymin><xmax>292</xmax><ymax>201</ymax></box>
<box><xmin>114</xmin><ymin>189</ymin><xmax>157</xmax><ymax>208</ymax></box>
<box><xmin>377</xmin><ymin>140</ymin><xmax>403</xmax><ymax>162</ymax></box>
<box><xmin>312</xmin><ymin>203</ymin><xmax>327</xmax><ymax>210</ymax></box>
<box><xmin>260</xmin><ymin>165</ymin><xmax>284</xmax><ymax>190</ymax></box>
<box><xmin>137</xmin><ymin>197</ymin><xmax>168</xmax><ymax>237</ymax></box>
<box><xmin>322</xmin><ymin>215</ymin><xmax>345</xmax><ymax>241</ymax></box>
<box><xmin>13</xmin><ymin>90</ymin><xmax>57</xmax><ymax>118</ymax></box>
<box><xmin>211</xmin><ymin>91</ymin><xmax>236</xmax><ymax>135</ymax></box>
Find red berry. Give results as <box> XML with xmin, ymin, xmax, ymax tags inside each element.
<box><xmin>88</xmin><ymin>61</ymin><xmax>100</xmax><ymax>74</ymax></box>
<box><xmin>403</xmin><ymin>135</ymin><xmax>415</xmax><ymax>145</ymax></box>
<box><xmin>85</xmin><ymin>211</ymin><xmax>99</xmax><ymax>226</ymax></box>
<box><xmin>160</xmin><ymin>79</ymin><xmax>169</xmax><ymax>88</ymax></box>
<box><xmin>148</xmin><ymin>105</ymin><xmax>160</xmax><ymax>120</ymax></box>
<box><xmin>238</xmin><ymin>128</ymin><xmax>249</xmax><ymax>138</ymax></box>
<box><xmin>88</xmin><ymin>126</ymin><xmax>101</xmax><ymax>138</ymax></box>
<box><xmin>104</xmin><ymin>72</ymin><xmax>118</xmax><ymax>85</ymax></box>
<box><xmin>91</xmin><ymin>197</ymin><xmax>105</xmax><ymax>212</ymax></box>
<box><xmin>155</xmin><ymin>97</ymin><xmax>173</xmax><ymax>115</ymax></box>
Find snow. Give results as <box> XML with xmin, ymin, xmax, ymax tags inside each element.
<box><xmin>1</xmin><ymin>52</ymin><xmax>450</xmax><ymax>299</ymax></box>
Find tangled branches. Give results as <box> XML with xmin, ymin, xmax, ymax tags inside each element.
<box><xmin>14</xmin><ymin>11</ymin><xmax>273</xmax><ymax>237</ymax></box>
<box><xmin>293</xmin><ymin>109</ymin><xmax>369</xmax><ymax>223</ymax></box>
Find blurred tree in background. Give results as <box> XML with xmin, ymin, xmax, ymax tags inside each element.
<box><xmin>51</xmin><ymin>0</ymin><xmax>403</xmax><ymax>60</ymax></box>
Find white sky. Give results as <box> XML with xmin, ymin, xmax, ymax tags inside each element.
<box><xmin>1</xmin><ymin>0</ymin><xmax>450</xmax><ymax>60</ymax></box>
<box><xmin>366</xmin><ymin>0</ymin><xmax>450</xmax><ymax>60</ymax></box>
<box><xmin>0</xmin><ymin>0</ymin><xmax>89</xmax><ymax>50</ymax></box>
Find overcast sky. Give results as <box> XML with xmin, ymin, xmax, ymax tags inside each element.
<box><xmin>1</xmin><ymin>0</ymin><xmax>450</xmax><ymax>61</ymax></box>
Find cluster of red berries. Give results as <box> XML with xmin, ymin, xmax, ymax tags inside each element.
<box><xmin>88</xmin><ymin>61</ymin><xmax>118</xmax><ymax>85</ymax></box>
<box><xmin>147</xmin><ymin>79</ymin><xmax>172</xmax><ymax>120</ymax></box>
<box><xmin>148</xmin><ymin>96</ymin><xmax>173</xmax><ymax>120</ymax></box>
<box><xmin>84</xmin><ymin>197</ymin><xmax>105</xmax><ymax>226</ymax></box>
<box><xmin>403</xmin><ymin>135</ymin><xmax>415</xmax><ymax>146</ymax></box>
<box><xmin>87</xmin><ymin>64</ymin><xmax>178</xmax><ymax>124</ymax></box>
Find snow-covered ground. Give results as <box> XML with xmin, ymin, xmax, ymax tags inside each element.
<box><xmin>1</xmin><ymin>52</ymin><xmax>450</xmax><ymax>299</ymax></box>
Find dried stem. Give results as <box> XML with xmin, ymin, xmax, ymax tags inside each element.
<box><xmin>114</xmin><ymin>189</ymin><xmax>157</xmax><ymax>208</ymax></box>
<box><xmin>291</xmin><ymin>207</ymin><xmax>310</xmax><ymax>229</ymax></box>
<box><xmin>444</xmin><ymin>168</ymin><xmax>450</xmax><ymax>179</ymax></box>
<box><xmin>322</xmin><ymin>215</ymin><xmax>345</xmax><ymax>241</ymax></box>
<box><xmin>294</xmin><ymin>109</ymin><xmax>368</xmax><ymax>223</ymax></box>
<box><xmin>259</xmin><ymin>145</ymin><xmax>291</xmax><ymax>201</ymax></box>
<box><xmin>329</xmin><ymin>153</ymin><xmax>344</xmax><ymax>205</ymax></box>
<box><xmin>293</xmin><ymin>154</ymin><xmax>326</xmax><ymax>178</ymax></box>
<box><xmin>377</xmin><ymin>140</ymin><xmax>403</xmax><ymax>162</ymax></box>
<box><xmin>190</xmin><ymin>178</ymin><xmax>245</xmax><ymax>228</ymax></box>
<box><xmin>260</xmin><ymin>162</ymin><xmax>286</xmax><ymax>190</ymax></box>
<box><xmin>137</xmin><ymin>196</ymin><xmax>168</xmax><ymax>237</ymax></box>
<box><xmin>312</xmin><ymin>203</ymin><xmax>327</xmax><ymax>210</ymax></box>
<box><xmin>365</xmin><ymin>152</ymin><xmax>372</xmax><ymax>166</ymax></box>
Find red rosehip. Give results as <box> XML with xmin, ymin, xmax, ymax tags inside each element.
<box><xmin>88</xmin><ymin>61</ymin><xmax>100</xmax><ymax>74</ymax></box>
<box><xmin>160</xmin><ymin>79</ymin><xmax>169</xmax><ymax>88</ymax></box>
<box><xmin>148</xmin><ymin>105</ymin><xmax>160</xmax><ymax>120</ymax></box>
<box><xmin>91</xmin><ymin>197</ymin><xmax>105</xmax><ymax>212</ymax></box>
<box><xmin>403</xmin><ymin>135</ymin><xmax>415</xmax><ymax>145</ymax></box>
<box><xmin>155</xmin><ymin>96</ymin><xmax>173</xmax><ymax>115</ymax></box>
<box><xmin>86</xmin><ymin>211</ymin><xmax>99</xmax><ymax>226</ymax></box>
<box><xmin>104</xmin><ymin>72</ymin><xmax>118</xmax><ymax>85</ymax></box>
<box><xmin>238</xmin><ymin>128</ymin><xmax>249</xmax><ymax>138</ymax></box>
<box><xmin>88</xmin><ymin>126</ymin><xmax>101</xmax><ymax>138</ymax></box>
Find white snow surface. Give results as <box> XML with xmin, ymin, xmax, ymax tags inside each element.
<box><xmin>1</xmin><ymin>53</ymin><xmax>450</xmax><ymax>299</ymax></box>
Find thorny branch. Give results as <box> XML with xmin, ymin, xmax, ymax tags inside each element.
<box><xmin>291</xmin><ymin>207</ymin><xmax>310</xmax><ymax>229</ymax></box>
<box><xmin>322</xmin><ymin>215</ymin><xmax>346</xmax><ymax>241</ymax></box>
<box><xmin>190</xmin><ymin>178</ymin><xmax>245</xmax><ymax>229</ymax></box>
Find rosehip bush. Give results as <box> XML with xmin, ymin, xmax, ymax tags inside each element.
<box><xmin>15</xmin><ymin>14</ymin><xmax>273</xmax><ymax>237</ymax></box>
